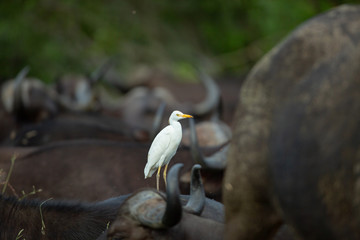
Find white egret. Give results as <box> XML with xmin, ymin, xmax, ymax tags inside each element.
<box><xmin>144</xmin><ymin>110</ymin><xmax>193</xmax><ymax>190</ymax></box>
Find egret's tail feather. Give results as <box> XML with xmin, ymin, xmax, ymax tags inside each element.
<box><xmin>144</xmin><ymin>163</ymin><xmax>156</xmax><ymax>179</ymax></box>
<box><xmin>144</xmin><ymin>163</ymin><xmax>149</xmax><ymax>179</ymax></box>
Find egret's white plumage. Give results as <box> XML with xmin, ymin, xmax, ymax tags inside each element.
<box><xmin>144</xmin><ymin>110</ymin><xmax>193</xmax><ymax>190</ymax></box>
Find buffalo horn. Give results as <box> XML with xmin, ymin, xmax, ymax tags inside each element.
<box><xmin>131</xmin><ymin>163</ymin><xmax>183</xmax><ymax>229</ymax></box>
<box><xmin>189</xmin><ymin>118</ymin><xmax>228</xmax><ymax>170</ymax></box>
<box><xmin>161</xmin><ymin>163</ymin><xmax>183</xmax><ymax>227</ymax></box>
<box><xmin>13</xmin><ymin>66</ymin><xmax>30</xmax><ymax>113</ymax></box>
<box><xmin>150</xmin><ymin>101</ymin><xmax>166</xmax><ymax>140</ymax></box>
<box><xmin>88</xmin><ymin>58</ymin><xmax>113</xmax><ymax>84</ymax></box>
<box><xmin>184</xmin><ymin>164</ymin><xmax>205</xmax><ymax>215</ymax></box>
<box><xmin>14</xmin><ymin>66</ymin><xmax>30</xmax><ymax>87</ymax></box>
<box><xmin>192</xmin><ymin>69</ymin><xmax>221</xmax><ymax>117</ymax></box>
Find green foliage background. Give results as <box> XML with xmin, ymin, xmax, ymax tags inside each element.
<box><xmin>0</xmin><ymin>0</ymin><xmax>357</xmax><ymax>82</ymax></box>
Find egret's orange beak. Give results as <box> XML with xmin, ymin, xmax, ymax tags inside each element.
<box><xmin>182</xmin><ymin>114</ymin><xmax>193</xmax><ymax>118</ymax></box>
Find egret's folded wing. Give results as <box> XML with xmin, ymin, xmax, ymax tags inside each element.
<box><xmin>147</xmin><ymin>126</ymin><xmax>173</xmax><ymax>166</ymax></box>
<box><xmin>144</xmin><ymin>126</ymin><xmax>174</xmax><ymax>178</ymax></box>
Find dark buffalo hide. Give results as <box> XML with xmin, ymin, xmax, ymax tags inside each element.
<box><xmin>224</xmin><ymin>4</ymin><xmax>360</xmax><ymax>240</ymax></box>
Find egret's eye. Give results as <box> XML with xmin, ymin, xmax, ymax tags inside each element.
<box><xmin>176</xmin><ymin>114</ymin><xmax>180</xmax><ymax>117</ymax></box>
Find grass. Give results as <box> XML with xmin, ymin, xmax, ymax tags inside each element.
<box><xmin>19</xmin><ymin>185</ymin><xmax>43</xmax><ymax>201</ymax></box>
<box><xmin>39</xmin><ymin>198</ymin><xmax>53</xmax><ymax>236</ymax></box>
<box><xmin>0</xmin><ymin>153</ymin><xmax>47</xmax><ymax>239</ymax></box>
<box><xmin>1</xmin><ymin>153</ymin><xmax>42</xmax><ymax>199</ymax></box>
<box><xmin>15</xmin><ymin>229</ymin><xmax>24</xmax><ymax>240</ymax></box>
<box><xmin>1</xmin><ymin>153</ymin><xmax>17</xmax><ymax>195</ymax></box>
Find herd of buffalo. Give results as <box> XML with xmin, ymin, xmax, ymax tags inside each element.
<box><xmin>0</xmin><ymin>4</ymin><xmax>359</xmax><ymax>240</ymax></box>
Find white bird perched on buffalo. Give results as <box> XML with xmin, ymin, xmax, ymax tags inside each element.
<box><xmin>144</xmin><ymin>110</ymin><xmax>193</xmax><ymax>190</ymax></box>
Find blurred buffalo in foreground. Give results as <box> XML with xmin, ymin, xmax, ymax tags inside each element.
<box><xmin>224</xmin><ymin>4</ymin><xmax>360</xmax><ymax>240</ymax></box>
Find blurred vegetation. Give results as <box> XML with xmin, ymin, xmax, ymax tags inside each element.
<box><xmin>0</xmin><ymin>0</ymin><xmax>357</xmax><ymax>82</ymax></box>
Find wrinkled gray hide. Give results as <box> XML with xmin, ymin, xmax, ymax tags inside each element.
<box><xmin>224</xmin><ymin>4</ymin><xmax>360</xmax><ymax>240</ymax></box>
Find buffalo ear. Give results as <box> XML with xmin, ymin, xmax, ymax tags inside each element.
<box><xmin>107</xmin><ymin>214</ymin><xmax>153</xmax><ymax>240</ymax></box>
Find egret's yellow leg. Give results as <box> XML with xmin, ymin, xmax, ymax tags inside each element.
<box><xmin>163</xmin><ymin>163</ymin><xmax>169</xmax><ymax>187</ymax></box>
<box><xmin>156</xmin><ymin>165</ymin><xmax>162</xmax><ymax>191</ymax></box>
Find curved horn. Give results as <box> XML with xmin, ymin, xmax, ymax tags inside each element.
<box><xmin>88</xmin><ymin>58</ymin><xmax>113</xmax><ymax>84</ymax></box>
<box><xmin>14</xmin><ymin>66</ymin><xmax>30</xmax><ymax>87</ymax></box>
<box><xmin>211</xmin><ymin>96</ymin><xmax>224</xmax><ymax>121</ymax></box>
<box><xmin>13</xmin><ymin>66</ymin><xmax>30</xmax><ymax>114</ymax></box>
<box><xmin>150</xmin><ymin>102</ymin><xmax>167</xmax><ymax>140</ymax></box>
<box><xmin>191</xmin><ymin>69</ymin><xmax>221</xmax><ymax>117</ymax></box>
<box><xmin>189</xmin><ymin>118</ymin><xmax>228</xmax><ymax>170</ymax></box>
<box><xmin>184</xmin><ymin>164</ymin><xmax>205</xmax><ymax>215</ymax></box>
<box><xmin>127</xmin><ymin>164</ymin><xmax>183</xmax><ymax>229</ymax></box>
<box><xmin>162</xmin><ymin>163</ymin><xmax>183</xmax><ymax>227</ymax></box>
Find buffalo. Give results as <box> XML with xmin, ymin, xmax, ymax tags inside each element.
<box><xmin>98</xmin><ymin>164</ymin><xmax>224</xmax><ymax>240</ymax></box>
<box><xmin>224</xmin><ymin>4</ymin><xmax>360</xmax><ymax>240</ymax></box>
<box><xmin>1</xmin><ymin>68</ymin><xmax>225</xmax><ymax>147</ymax></box>
<box><xmin>0</xmin><ymin>101</ymin><xmax>229</xmax><ymax>201</ymax></box>
<box><xmin>1</xmin><ymin>66</ymin><xmax>58</xmax><ymax>124</ymax></box>
<box><xmin>4</xmin><ymin>113</ymin><xmax>152</xmax><ymax>146</ymax></box>
<box><xmin>269</xmin><ymin>22</ymin><xmax>360</xmax><ymax>240</ymax></box>
<box><xmin>0</xmin><ymin>139</ymin><xmax>187</xmax><ymax>201</ymax></box>
<box><xmin>0</xmin><ymin>131</ymin><xmax>229</xmax><ymax>201</ymax></box>
<box><xmin>0</xmin><ymin>193</ymin><xmax>128</xmax><ymax>240</ymax></box>
<box><xmin>0</xmin><ymin>164</ymin><xmax>224</xmax><ymax>240</ymax></box>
